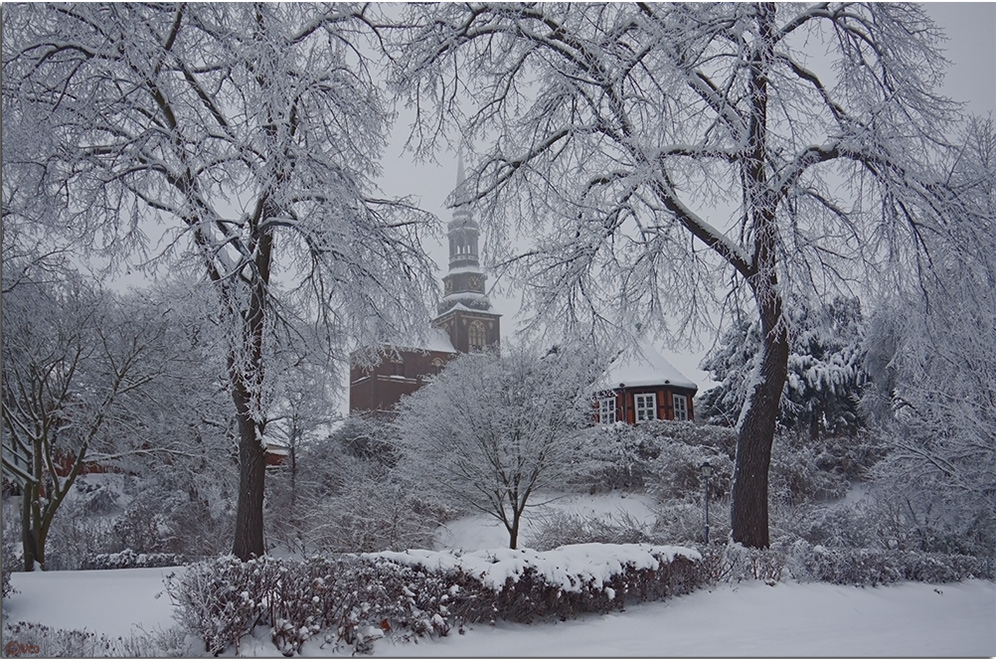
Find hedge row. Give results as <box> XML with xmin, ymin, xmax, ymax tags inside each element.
<box><xmin>80</xmin><ymin>549</ymin><xmax>187</xmax><ymax>570</ymax></box>
<box><xmin>701</xmin><ymin>541</ymin><xmax>994</xmax><ymax>586</ymax></box>
<box><xmin>165</xmin><ymin>543</ymin><xmax>705</xmax><ymax>656</ymax></box>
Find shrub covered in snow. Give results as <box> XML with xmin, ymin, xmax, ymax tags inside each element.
<box><xmin>569</xmin><ymin>423</ymin><xmax>664</xmax><ymax>492</ymax></box>
<box><xmin>528</xmin><ymin>510</ymin><xmax>654</xmax><ymax>551</ymax></box>
<box><xmin>166</xmin><ymin>554</ymin><xmax>457</xmax><ymax>656</ymax></box>
<box><xmin>0</xmin><ymin>620</ymin><xmax>191</xmax><ymax>657</ymax></box>
<box><xmin>699</xmin><ymin>541</ymin><xmax>994</xmax><ymax>587</ymax></box>
<box><xmin>167</xmin><ymin>544</ymin><xmax>705</xmax><ymax>655</ymax></box>
<box><xmin>80</xmin><ymin>549</ymin><xmax>187</xmax><ymax>570</ymax></box>
<box><xmin>2</xmin><ymin>541</ymin><xmax>17</xmax><ymax>600</ymax></box>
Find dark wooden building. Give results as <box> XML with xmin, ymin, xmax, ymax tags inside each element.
<box><xmin>594</xmin><ymin>339</ymin><xmax>698</xmax><ymax>425</ymax></box>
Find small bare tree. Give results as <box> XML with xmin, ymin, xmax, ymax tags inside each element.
<box><xmin>389</xmin><ymin>3</ymin><xmax>983</xmax><ymax>547</ymax></box>
<box><xmin>395</xmin><ymin>344</ymin><xmax>601</xmax><ymax>549</ymax></box>
<box><xmin>1</xmin><ymin>276</ymin><xmax>165</xmax><ymax>570</ymax></box>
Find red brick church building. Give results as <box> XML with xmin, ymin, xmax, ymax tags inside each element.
<box><xmin>349</xmin><ymin>158</ymin><xmax>500</xmax><ymax>413</ymax></box>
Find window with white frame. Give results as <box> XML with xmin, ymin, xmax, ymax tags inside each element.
<box><xmin>634</xmin><ymin>393</ymin><xmax>657</xmax><ymax>422</ymax></box>
<box><xmin>673</xmin><ymin>393</ymin><xmax>689</xmax><ymax>421</ymax></box>
<box><xmin>598</xmin><ymin>396</ymin><xmax>617</xmax><ymax>424</ymax></box>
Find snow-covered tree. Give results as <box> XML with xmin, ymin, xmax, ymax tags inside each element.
<box><xmin>395</xmin><ymin>344</ymin><xmax>603</xmax><ymax>549</ymax></box>
<box><xmin>700</xmin><ymin>297</ymin><xmax>866</xmax><ymax>440</ymax></box>
<box><xmin>2</xmin><ymin>3</ymin><xmax>439</xmax><ymax>560</ymax></box>
<box><xmin>390</xmin><ymin>3</ymin><xmax>979</xmax><ymax>547</ymax></box>
<box><xmin>264</xmin><ymin>357</ymin><xmax>337</xmax><ymax>511</ymax></box>
<box><xmin>862</xmin><ymin>117</ymin><xmax>995</xmax><ymax>556</ymax></box>
<box><xmin>1</xmin><ymin>276</ymin><xmax>168</xmax><ymax>570</ymax></box>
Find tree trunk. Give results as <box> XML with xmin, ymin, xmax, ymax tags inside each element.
<box><xmin>730</xmin><ymin>281</ymin><xmax>789</xmax><ymax>548</ymax></box>
<box><xmin>231</xmin><ymin>382</ymin><xmax>267</xmax><ymax>560</ymax></box>
<box><xmin>21</xmin><ymin>491</ymin><xmax>37</xmax><ymax>571</ymax></box>
<box><xmin>230</xmin><ymin>263</ymin><xmax>270</xmax><ymax>561</ymax></box>
<box><xmin>508</xmin><ymin>507</ymin><xmax>521</xmax><ymax>549</ymax></box>
<box><xmin>229</xmin><ymin>204</ymin><xmax>273</xmax><ymax>561</ymax></box>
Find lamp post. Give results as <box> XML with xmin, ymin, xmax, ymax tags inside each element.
<box><xmin>699</xmin><ymin>461</ymin><xmax>712</xmax><ymax>544</ymax></box>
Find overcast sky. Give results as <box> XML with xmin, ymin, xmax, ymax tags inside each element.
<box><xmin>376</xmin><ymin>2</ymin><xmax>997</xmax><ymax>392</ymax></box>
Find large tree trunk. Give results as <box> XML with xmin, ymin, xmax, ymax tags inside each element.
<box><xmin>729</xmin><ymin>325</ymin><xmax>789</xmax><ymax>548</ymax></box>
<box><xmin>21</xmin><ymin>490</ymin><xmax>37</xmax><ymax>571</ymax></box>
<box><xmin>730</xmin><ymin>278</ymin><xmax>789</xmax><ymax>548</ymax></box>
<box><xmin>231</xmin><ymin>392</ymin><xmax>267</xmax><ymax>561</ymax></box>
<box><xmin>230</xmin><ymin>239</ymin><xmax>271</xmax><ymax>561</ymax></box>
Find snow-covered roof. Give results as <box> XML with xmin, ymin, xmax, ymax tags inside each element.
<box><xmin>599</xmin><ymin>338</ymin><xmax>698</xmax><ymax>391</ymax></box>
<box><xmin>445</xmin><ymin>265</ymin><xmax>485</xmax><ymax>275</ymax></box>
<box><xmin>442</xmin><ymin>291</ymin><xmax>491</xmax><ymax>304</ymax></box>
<box><xmin>352</xmin><ymin>328</ymin><xmax>457</xmax><ymax>358</ymax></box>
<box><xmin>408</xmin><ymin>327</ymin><xmax>457</xmax><ymax>353</ymax></box>
<box><xmin>436</xmin><ymin>302</ymin><xmax>502</xmax><ymax>317</ymax></box>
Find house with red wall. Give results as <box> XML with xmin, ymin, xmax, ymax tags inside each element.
<box><xmin>594</xmin><ymin>339</ymin><xmax>698</xmax><ymax>425</ymax></box>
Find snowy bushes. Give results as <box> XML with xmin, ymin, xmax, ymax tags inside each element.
<box><xmin>699</xmin><ymin>542</ymin><xmax>993</xmax><ymax>587</ymax></box>
<box><xmin>528</xmin><ymin>510</ymin><xmax>654</xmax><ymax>551</ymax></box>
<box><xmin>0</xmin><ymin>621</ymin><xmax>190</xmax><ymax>657</ymax></box>
<box><xmin>2</xmin><ymin>542</ymin><xmax>17</xmax><ymax>599</ymax></box>
<box><xmin>80</xmin><ymin>549</ymin><xmax>186</xmax><ymax>570</ymax></box>
<box><xmin>790</xmin><ymin>545</ymin><xmax>992</xmax><ymax>585</ymax></box>
<box><xmin>574</xmin><ymin>421</ymin><xmax>880</xmax><ymax>527</ymax></box>
<box><xmin>570</xmin><ymin>423</ymin><xmax>663</xmax><ymax>492</ymax></box>
<box><xmin>265</xmin><ymin>439</ymin><xmax>449</xmax><ymax>556</ymax></box>
<box><xmin>167</xmin><ymin>544</ymin><xmax>705</xmax><ymax>655</ymax></box>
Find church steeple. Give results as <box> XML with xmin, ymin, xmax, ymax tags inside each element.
<box><xmin>439</xmin><ymin>154</ymin><xmax>489</xmax><ymax>313</ymax></box>
<box><xmin>432</xmin><ymin>154</ymin><xmax>501</xmax><ymax>352</ymax></box>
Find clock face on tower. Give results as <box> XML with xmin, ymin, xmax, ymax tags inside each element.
<box><xmin>469</xmin><ymin>275</ymin><xmax>481</xmax><ymax>290</ymax></box>
<box><xmin>445</xmin><ymin>280</ymin><xmax>452</xmax><ymax>294</ymax></box>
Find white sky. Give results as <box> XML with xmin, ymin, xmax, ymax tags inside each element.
<box><xmin>375</xmin><ymin>2</ymin><xmax>997</xmax><ymax>392</ymax></box>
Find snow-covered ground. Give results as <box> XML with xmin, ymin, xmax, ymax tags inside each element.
<box><xmin>5</xmin><ymin>567</ymin><xmax>994</xmax><ymax>656</ymax></box>
<box><xmin>2</xmin><ymin>493</ymin><xmax>995</xmax><ymax>656</ymax></box>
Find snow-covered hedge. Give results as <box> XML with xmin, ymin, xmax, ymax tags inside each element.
<box><xmin>166</xmin><ymin>544</ymin><xmax>704</xmax><ymax>655</ymax></box>
<box><xmin>0</xmin><ymin>620</ymin><xmax>189</xmax><ymax>656</ymax></box>
<box><xmin>701</xmin><ymin>542</ymin><xmax>994</xmax><ymax>587</ymax></box>
<box><xmin>80</xmin><ymin>548</ymin><xmax>187</xmax><ymax>570</ymax></box>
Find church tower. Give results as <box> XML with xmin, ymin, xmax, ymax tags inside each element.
<box><xmin>432</xmin><ymin>155</ymin><xmax>501</xmax><ymax>352</ymax></box>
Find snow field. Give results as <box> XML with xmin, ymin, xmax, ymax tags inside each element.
<box><xmin>5</xmin><ymin>568</ymin><xmax>994</xmax><ymax>656</ymax></box>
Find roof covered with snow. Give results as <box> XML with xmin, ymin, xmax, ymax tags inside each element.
<box><xmin>408</xmin><ymin>327</ymin><xmax>457</xmax><ymax>353</ymax></box>
<box><xmin>435</xmin><ymin>302</ymin><xmax>502</xmax><ymax>318</ymax></box>
<box><xmin>352</xmin><ymin>328</ymin><xmax>457</xmax><ymax>357</ymax></box>
<box><xmin>599</xmin><ymin>338</ymin><xmax>698</xmax><ymax>391</ymax></box>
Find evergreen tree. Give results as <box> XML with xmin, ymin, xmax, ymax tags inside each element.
<box><xmin>699</xmin><ymin>297</ymin><xmax>866</xmax><ymax>440</ymax></box>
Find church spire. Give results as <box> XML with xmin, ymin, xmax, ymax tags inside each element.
<box><xmin>432</xmin><ymin>155</ymin><xmax>501</xmax><ymax>353</ymax></box>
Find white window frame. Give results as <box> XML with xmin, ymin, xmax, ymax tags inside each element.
<box><xmin>634</xmin><ymin>393</ymin><xmax>657</xmax><ymax>422</ymax></box>
<box><xmin>598</xmin><ymin>396</ymin><xmax>617</xmax><ymax>424</ymax></box>
<box><xmin>673</xmin><ymin>393</ymin><xmax>689</xmax><ymax>421</ymax></box>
